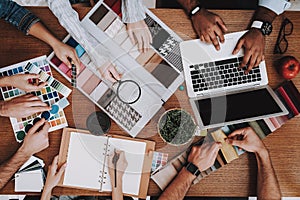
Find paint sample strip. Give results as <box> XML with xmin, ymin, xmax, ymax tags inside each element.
<box><xmin>25</xmin><ymin>62</ymin><xmax>72</xmax><ymax>97</ymax></box>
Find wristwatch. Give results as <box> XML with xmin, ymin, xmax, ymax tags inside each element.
<box><xmin>251</xmin><ymin>20</ymin><xmax>273</xmax><ymax>36</ymax></box>
<box><xmin>189</xmin><ymin>4</ymin><xmax>202</xmax><ymax>18</ymax></box>
<box><xmin>185</xmin><ymin>162</ymin><xmax>201</xmax><ymax>176</ymax></box>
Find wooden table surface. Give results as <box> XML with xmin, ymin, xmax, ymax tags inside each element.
<box><xmin>0</xmin><ymin>7</ymin><xmax>299</xmax><ymax>197</ymax></box>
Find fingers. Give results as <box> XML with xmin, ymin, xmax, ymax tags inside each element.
<box><xmin>23</xmin><ymin>74</ymin><xmax>40</xmax><ymax>80</ymax></box>
<box><xmin>27</xmin><ymin>118</ymin><xmax>46</xmax><ymax>135</ymax></box>
<box><xmin>50</xmin><ymin>156</ymin><xmax>59</xmax><ymax>175</ymax></box>
<box><xmin>226</xmin><ymin>138</ymin><xmax>243</xmax><ymax>148</ymax></box>
<box><xmin>209</xmin><ymin>142</ymin><xmax>222</xmax><ymax>159</ymax></box>
<box><xmin>214</xmin><ymin>27</ymin><xmax>225</xmax><ymax>44</ymax></box>
<box><xmin>200</xmin><ymin>35</ymin><xmax>205</xmax><ymax>42</ymax></box>
<box><xmin>209</xmin><ymin>31</ymin><xmax>220</xmax><ymax>51</ymax></box>
<box><xmin>227</xmin><ymin>128</ymin><xmax>247</xmax><ymax>138</ymax></box>
<box><xmin>216</xmin><ymin>17</ymin><xmax>228</xmax><ymax>32</ymax></box>
<box><xmin>233</xmin><ymin>38</ymin><xmax>244</xmax><ymax>55</ymax></box>
<box><xmin>136</xmin><ymin>34</ymin><xmax>144</xmax><ymax>53</ymax></box>
<box><xmin>127</xmin><ymin>29</ymin><xmax>135</xmax><ymax>45</ymax></box>
<box><xmin>109</xmin><ymin>66</ymin><xmax>121</xmax><ymax>81</ymax></box>
<box><xmin>41</xmin><ymin>121</ymin><xmax>50</xmax><ymax>132</ymax></box>
<box><xmin>147</xmin><ymin>27</ymin><xmax>153</xmax><ymax>44</ymax></box>
<box><xmin>57</xmin><ymin>162</ymin><xmax>67</xmax><ymax>177</ymax></box>
<box><xmin>60</xmin><ymin>56</ymin><xmax>72</xmax><ymax>68</ymax></box>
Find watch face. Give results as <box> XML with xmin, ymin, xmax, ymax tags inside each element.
<box><xmin>261</xmin><ymin>22</ymin><xmax>272</xmax><ymax>35</ymax></box>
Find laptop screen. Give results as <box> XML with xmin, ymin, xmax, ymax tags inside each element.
<box><xmin>194</xmin><ymin>88</ymin><xmax>284</xmax><ymax>126</ymax></box>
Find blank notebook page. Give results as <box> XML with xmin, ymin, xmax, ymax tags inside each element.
<box><xmin>102</xmin><ymin>138</ymin><xmax>146</xmax><ymax>195</ymax></box>
<box><xmin>63</xmin><ymin>132</ymin><xmax>107</xmax><ymax>189</ymax></box>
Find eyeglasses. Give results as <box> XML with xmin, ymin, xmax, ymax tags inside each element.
<box><xmin>274</xmin><ymin>18</ymin><xmax>293</xmax><ymax>54</ymax></box>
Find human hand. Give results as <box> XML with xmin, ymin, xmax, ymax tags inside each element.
<box><xmin>108</xmin><ymin>149</ymin><xmax>128</xmax><ymax>181</ymax></box>
<box><xmin>52</xmin><ymin>41</ymin><xmax>81</xmax><ymax>70</ymax></box>
<box><xmin>44</xmin><ymin>155</ymin><xmax>66</xmax><ymax>193</ymax></box>
<box><xmin>188</xmin><ymin>142</ymin><xmax>222</xmax><ymax>171</ymax></box>
<box><xmin>232</xmin><ymin>28</ymin><xmax>265</xmax><ymax>74</ymax></box>
<box><xmin>0</xmin><ymin>94</ymin><xmax>50</xmax><ymax>118</ymax></box>
<box><xmin>20</xmin><ymin>118</ymin><xmax>50</xmax><ymax>156</ymax></box>
<box><xmin>225</xmin><ymin>127</ymin><xmax>266</xmax><ymax>153</ymax></box>
<box><xmin>127</xmin><ymin>20</ymin><xmax>153</xmax><ymax>53</ymax></box>
<box><xmin>99</xmin><ymin>62</ymin><xmax>121</xmax><ymax>83</ymax></box>
<box><xmin>7</xmin><ymin>74</ymin><xmax>47</xmax><ymax>92</ymax></box>
<box><xmin>191</xmin><ymin>8</ymin><xmax>227</xmax><ymax>50</ymax></box>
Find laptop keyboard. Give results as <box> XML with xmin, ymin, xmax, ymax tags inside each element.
<box><xmin>189</xmin><ymin>57</ymin><xmax>262</xmax><ymax>93</ymax></box>
<box><xmin>105</xmin><ymin>96</ymin><xmax>141</xmax><ymax>131</ymax></box>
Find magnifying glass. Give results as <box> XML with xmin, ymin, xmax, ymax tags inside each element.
<box><xmin>114</xmin><ymin>79</ymin><xmax>141</xmax><ymax>104</ymax></box>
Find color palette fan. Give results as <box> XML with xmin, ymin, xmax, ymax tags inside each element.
<box><xmin>0</xmin><ymin>56</ymin><xmax>69</xmax><ymax>142</ymax></box>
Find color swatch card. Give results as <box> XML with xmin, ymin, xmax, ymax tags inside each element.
<box><xmin>151</xmin><ymin>152</ymin><xmax>168</xmax><ymax>172</ymax></box>
<box><xmin>0</xmin><ymin>56</ymin><xmax>69</xmax><ymax>142</ymax></box>
<box><xmin>15</xmin><ymin>156</ymin><xmax>45</xmax><ymax>192</ymax></box>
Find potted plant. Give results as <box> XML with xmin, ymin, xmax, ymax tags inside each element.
<box><xmin>158</xmin><ymin>108</ymin><xmax>197</xmax><ymax>146</ymax></box>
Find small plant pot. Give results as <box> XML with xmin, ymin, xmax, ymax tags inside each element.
<box><xmin>157</xmin><ymin>108</ymin><xmax>198</xmax><ymax>146</ymax></box>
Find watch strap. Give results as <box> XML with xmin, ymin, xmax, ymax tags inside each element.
<box><xmin>189</xmin><ymin>4</ymin><xmax>202</xmax><ymax>18</ymax></box>
<box><xmin>185</xmin><ymin>162</ymin><xmax>201</xmax><ymax>176</ymax></box>
<box><xmin>251</xmin><ymin>20</ymin><xmax>263</xmax><ymax>29</ymax></box>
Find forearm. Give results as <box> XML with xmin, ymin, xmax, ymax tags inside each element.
<box><xmin>40</xmin><ymin>188</ymin><xmax>52</xmax><ymax>200</ymax></box>
<box><xmin>112</xmin><ymin>177</ymin><xmax>123</xmax><ymax>200</ymax></box>
<box><xmin>27</xmin><ymin>22</ymin><xmax>61</xmax><ymax>50</ymax></box>
<box><xmin>177</xmin><ymin>0</ymin><xmax>201</xmax><ymax>14</ymax></box>
<box><xmin>0</xmin><ymin>147</ymin><xmax>31</xmax><ymax>189</ymax></box>
<box><xmin>252</xmin><ymin>6</ymin><xmax>277</xmax><ymax>24</ymax></box>
<box><xmin>122</xmin><ymin>0</ymin><xmax>146</xmax><ymax>23</ymax></box>
<box><xmin>256</xmin><ymin>148</ymin><xmax>281</xmax><ymax>200</ymax></box>
<box><xmin>158</xmin><ymin>168</ymin><xmax>195</xmax><ymax>200</ymax></box>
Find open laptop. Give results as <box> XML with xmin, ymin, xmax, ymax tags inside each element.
<box><xmin>180</xmin><ymin>31</ymin><xmax>288</xmax><ymax>129</ymax></box>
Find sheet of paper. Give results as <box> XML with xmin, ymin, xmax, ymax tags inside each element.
<box><xmin>101</xmin><ymin>138</ymin><xmax>146</xmax><ymax>195</ymax></box>
<box><xmin>63</xmin><ymin>132</ymin><xmax>107</xmax><ymax>190</ymax></box>
<box><xmin>15</xmin><ymin>170</ymin><xmax>44</xmax><ymax>192</ymax></box>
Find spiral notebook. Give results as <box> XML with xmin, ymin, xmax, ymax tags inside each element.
<box><xmin>58</xmin><ymin>128</ymin><xmax>155</xmax><ymax>198</ymax></box>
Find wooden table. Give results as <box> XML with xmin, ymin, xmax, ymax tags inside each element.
<box><xmin>0</xmin><ymin>7</ymin><xmax>299</xmax><ymax>197</ymax></box>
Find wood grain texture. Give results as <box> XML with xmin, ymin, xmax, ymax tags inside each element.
<box><xmin>0</xmin><ymin>7</ymin><xmax>299</xmax><ymax>197</ymax></box>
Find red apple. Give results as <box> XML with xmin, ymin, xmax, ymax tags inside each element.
<box><xmin>277</xmin><ymin>56</ymin><xmax>300</xmax><ymax>80</ymax></box>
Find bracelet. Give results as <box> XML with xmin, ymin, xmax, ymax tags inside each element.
<box><xmin>189</xmin><ymin>4</ymin><xmax>202</xmax><ymax>18</ymax></box>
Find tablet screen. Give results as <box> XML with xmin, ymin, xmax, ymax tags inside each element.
<box><xmin>195</xmin><ymin>88</ymin><xmax>284</xmax><ymax>126</ymax></box>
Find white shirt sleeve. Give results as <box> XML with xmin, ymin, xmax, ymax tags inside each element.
<box><xmin>259</xmin><ymin>0</ymin><xmax>291</xmax><ymax>15</ymax></box>
<box><xmin>46</xmin><ymin>0</ymin><xmax>111</xmax><ymax>70</ymax></box>
<box><xmin>121</xmin><ymin>0</ymin><xmax>146</xmax><ymax>23</ymax></box>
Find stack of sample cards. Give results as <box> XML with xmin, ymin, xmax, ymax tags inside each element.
<box><xmin>0</xmin><ymin>56</ymin><xmax>69</xmax><ymax>142</ymax></box>
<box><xmin>15</xmin><ymin>156</ymin><xmax>45</xmax><ymax>192</ymax></box>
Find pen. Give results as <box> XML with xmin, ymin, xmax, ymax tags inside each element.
<box><xmin>112</xmin><ymin>149</ymin><xmax>120</xmax><ymax>188</ymax></box>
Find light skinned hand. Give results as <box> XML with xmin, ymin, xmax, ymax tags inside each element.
<box><xmin>127</xmin><ymin>20</ymin><xmax>153</xmax><ymax>53</ymax></box>
<box><xmin>99</xmin><ymin>62</ymin><xmax>121</xmax><ymax>83</ymax></box>
<box><xmin>52</xmin><ymin>41</ymin><xmax>81</xmax><ymax>70</ymax></box>
<box><xmin>44</xmin><ymin>155</ymin><xmax>67</xmax><ymax>192</ymax></box>
<box><xmin>20</xmin><ymin>118</ymin><xmax>50</xmax><ymax>156</ymax></box>
<box><xmin>108</xmin><ymin>149</ymin><xmax>128</xmax><ymax>179</ymax></box>
<box><xmin>188</xmin><ymin>142</ymin><xmax>222</xmax><ymax>171</ymax></box>
<box><xmin>225</xmin><ymin>127</ymin><xmax>266</xmax><ymax>153</ymax></box>
<box><xmin>191</xmin><ymin>8</ymin><xmax>227</xmax><ymax>50</ymax></box>
<box><xmin>232</xmin><ymin>28</ymin><xmax>265</xmax><ymax>74</ymax></box>
<box><xmin>8</xmin><ymin>74</ymin><xmax>47</xmax><ymax>92</ymax></box>
<box><xmin>0</xmin><ymin>94</ymin><xmax>50</xmax><ymax>118</ymax></box>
